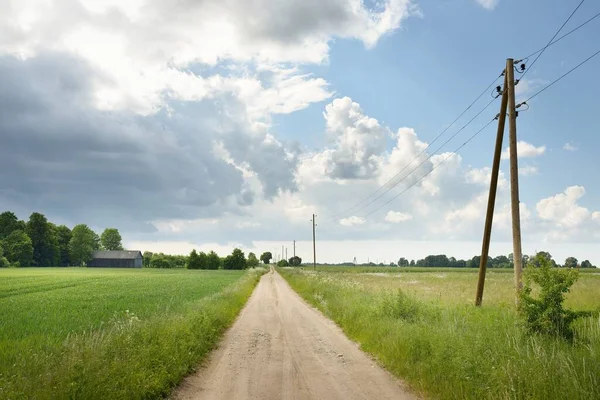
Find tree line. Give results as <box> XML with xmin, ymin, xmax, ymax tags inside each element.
<box><xmin>144</xmin><ymin>249</ymin><xmax>291</xmax><ymax>269</ymax></box>
<box><xmin>396</xmin><ymin>251</ymin><xmax>596</xmax><ymax>268</ymax></box>
<box><xmin>0</xmin><ymin>211</ymin><xmax>124</xmax><ymax>267</ymax></box>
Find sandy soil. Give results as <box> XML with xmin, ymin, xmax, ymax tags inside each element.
<box><xmin>173</xmin><ymin>267</ymin><xmax>416</xmax><ymax>400</ymax></box>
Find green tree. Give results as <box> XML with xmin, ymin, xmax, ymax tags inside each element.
<box><xmin>55</xmin><ymin>225</ymin><xmax>72</xmax><ymax>266</ymax></box>
<box><xmin>223</xmin><ymin>248</ymin><xmax>246</xmax><ymax>270</ymax></box>
<box><xmin>0</xmin><ymin>241</ymin><xmax>11</xmax><ymax>267</ymax></box>
<box><xmin>398</xmin><ymin>257</ymin><xmax>409</xmax><ymax>267</ymax></box>
<box><xmin>100</xmin><ymin>228</ymin><xmax>124</xmax><ymax>250</ymax></box>
<box><xmin>529</xmin><ymin>251</ymin><xmax>556</xmax><ymax>268</ymax></box>
<box><xmin>26</xmin><ymin>212</ymin><xmax>58</xmax><ymax>266</ymax></box>
<box><xmin>247</xmin><ymin>252</ymin><xmax>259</xmax><ymax>268</ymax></box>
<box><xmin>150</xmin><ymin>253</ymin><xmax>173</xmax><ymax>269</ymax></box>
<box><xmin>69</xmin><ymin>224</ymin><xmax>98</xmax><ymax>266</ymax></box>
<box><xmin>187</xmin><ymin>249</ymin><xmax>202</xmax><ymax>269</ymax></box>
<box><xmin>564</xmin><ymin>257</ymin><xmax>578</xmax><ymax>269</ymax></box>
<box><xmin>206</xmin><ymin>251</ymin><xmax>221</xmax><ymax>270</ymax></box>
<box><xmin>142</xmin><ymin>251</ymin><xmax>153</xmax><ymax>267</ymax></box>
<box><xmin>288</xmin><ymin>256</ymin><xmax>302</xmax><ymax>266</ymax></box>
<box><xmin>4</xmin><ymin>230</ymin><xmax>34</xmax><ymax>266</ymax></box>
<box><xmin>0</xmin><ymin>211</ymin><xmax>25</xmax><ymax>240</ymax></box>
<box><xmin>260</xmin><ymin>252</ymin><xmax>273</xmax><ymax>265</ymax></box>
<box><xmin>580</xmin><ymin>260</ymin><xmax>593</xmax><ymax>268</ymax></box>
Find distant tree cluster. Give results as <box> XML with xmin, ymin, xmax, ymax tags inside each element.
<box><xmin>394</xmin><ymin>251</ymin><xmax>596</xmax><ymax>269</ymax></box>
<box><xmin>0</xmin><ymin>211</ymin><xmax>125</xmax><ymax>267</ymax></box>
<box><xmin>142</xmin><ymin>252</ymin><xmax>188</xmax><ymax>269</ymax></box>
<box><xmin>149</xmin><ymin>248</ymin><xmax>272</xmax><ymax>270</ymax></box>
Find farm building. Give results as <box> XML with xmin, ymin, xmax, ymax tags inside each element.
<box><xmin>88</xmin><ymin>250</ymin><xmax>143</xmax><ymax>268</ymax></box>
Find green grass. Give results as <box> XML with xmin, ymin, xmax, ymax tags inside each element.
<box><xmin>0</xmin><ymin>267</ymin><xmax>265</xmax><ymax>399</ymax></box>
<box><xmin>279</xmin><ymin>267</ymin><xmax>600</xmax><ymax>400</ymax></box>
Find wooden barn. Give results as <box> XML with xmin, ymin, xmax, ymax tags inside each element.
<box><xmin>88</xmin><ymin>250</ymin><xmax>143</xmax><ymax>268</ymax></box>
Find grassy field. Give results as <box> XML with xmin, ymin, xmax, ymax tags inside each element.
<box><xmin>0</xmin><ymin>267</ymin><xmax>265</xmax><ymax>399</ymax></box>
<box><xmin>279</xmin><ymin>266</ymin><xmax>600</xmax><ymax>400</ymax></box>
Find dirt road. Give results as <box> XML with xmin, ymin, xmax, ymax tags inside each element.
<box><xmin>174</xmin><ymin>267</ymin><xmax>416</xmax><ymax>400</ymax></box>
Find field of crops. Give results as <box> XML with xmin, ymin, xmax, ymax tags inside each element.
<box><xmin>0</xmin><ymin>267</ymin><xmax>264</xmax><ymax>399</ymax></box>
<box><xmin>280</xmin><ymin>267</ymin><xmax>600</xmax><ymax>399</ymax></box>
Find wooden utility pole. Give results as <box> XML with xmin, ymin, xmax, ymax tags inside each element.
<box><xmin>506</xmin><ymin>58</ymin><xmax>524</xmax><ymax>304</ymax></box>
<box><xmin>475</xmin><ymin>72</ymin><xmax>509</xmax><ymax>306</ymax></box>
<box><xmin>311</xmin><ymin>214</ymin><xmax>317</xmax><ymax>270</ymax></box>
<box><xmin>293</xmin><ymin>240</ymin><xmax>296</xmax><ymax>257</ymax></box>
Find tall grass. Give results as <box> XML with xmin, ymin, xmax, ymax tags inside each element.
<box><xmin>0</xmin><ymin>268</ymin><xmax>265</xmax><ymax>399</ymax></box>
<box><xmin>279</xmin><ymin>268</ymin><xmax>600</xmax><ymax>399</ymax></box>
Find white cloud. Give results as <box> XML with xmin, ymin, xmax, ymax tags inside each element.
<box><xmin>465</xmin><ymin>167</ymin><xmax>508</xmax><ymax>188</ymax></box>
<box><xmin>236</xmin><ymin>221</ymin><xmax>262</xmax><ymax>229</ymax></box>
<box><xmin>475</xmin><ymin>0</ymin><xmax>500</xmax><ymax>10</ymax></box>
<box><xmin>563</xmin><ymin>142</ymin><xmax>578</xmax><ymax>152</ymax></box>
<box><xmin>339</xmin><ymin>216</ymin><xmax>366</xmax><ymax>226</ymax></box>
<box><xmin>385</xmin><ymin>211</ymin><xmax>413</xmax><ymax>223</ymax></box>
<box><xmin>0</xmin><ymin>0</ymin><xmax>417</xmax><ymax>115</ymax></box>
<box><xmin>536</xmin><ymin>186</ymin><xmax>590</xmax><ymax>228</ymax></box>
<box><xmin>592</xmin><ymin>212</ymin><xmax>600</xmax><ymax>222</ymax></box>
<box><xmin>519</xmin><ymin>165</ymin><xmax>539</xmax><ymax>176</ymax></box>
<box><xmin>501</xmin><ymin>141</ymin><xmax>546</xmax><ymax>160</ymax></box>
<box><xmin>323</xmin><ymin>97</ymin><xmax>389</xmax><ymax>179</ymax></box>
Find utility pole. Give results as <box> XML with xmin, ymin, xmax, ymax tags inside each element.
<box><xmin>506</xmin><ymin>58</ymin><xmax>524</xmax><ymax>304</ymax></box>
<box><xmin>282</xmin><ymin>245</ymin><xmax>284</xmax><ymax>263</ymax></box>
<box><xmin>293</xmin><ymin>240</ymin><xmax>296</xmax><ymax>257</ymax></box>
<box><xmin>285</xmin><ymin>248</ymin><xmax>288</xmax><ymax>261</ymax></box>
<box><xmin>475</xmin><ymin>71</ymin><xmax>509</xmax><ymax>306</ymax></box>
<box><xmin>311</xmin><ymin>214</ymin><xmax>317</xmax><ymax>270</ymax></box>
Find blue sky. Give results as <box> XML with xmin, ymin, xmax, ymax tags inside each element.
<box><xmin>1</xmin><ymin>0</ymin><xmax>599</xmax><ymax>264</ymax></box>
<box><xmin>275</xmin><ymin>0</ymin><xmax>600</xmax><ymax>209</ymax></box>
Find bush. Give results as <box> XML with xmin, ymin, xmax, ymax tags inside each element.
<box><xmin>149</xmin><ymin>255</ymin><xmax>173</xmax><ymax>269</ymax></box>
<box><xmin>518</xmin><ymin>253</ymin><xmax>581</xmax><ymax>340</ymax></box>
<box><xmin>277</xmin><ymin>259</ymin><xmax>289</xmax><ymax>267</ymax></box>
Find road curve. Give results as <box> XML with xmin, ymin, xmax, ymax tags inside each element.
<box><xmin>173</xmin><ymin>267</ymin><xmax>416</xmax><ymax>400</ymax></box>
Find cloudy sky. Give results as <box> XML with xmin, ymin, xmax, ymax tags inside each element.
<box><xmin>1</xmin><ymin>0</ymin><xmax>600</xmax><ymax>264</ymax></box>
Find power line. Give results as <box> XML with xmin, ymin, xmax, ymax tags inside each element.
<box><xmin>519</xmin><ymin>47</ymin><xmax>600</xmax><ymax>105</ymax></box>
<box><xmin>520</xmin><ymin>0</ymin><xmax>586</xmax><ymax>81</ymax></box>
<box><xmin>352</xmin><ymin>96</ymin><xmax>498</xmax><ymax>218</ymax></box>
<box><xmin>363</xmin><ymin>118</ymin><xmax>497</xmax><ymax>218</ymax></box>
<box><xmin>329</xmin><ymin>73</ymin><xmax>504</xmax><ymax>220</ymax></box>
<box><xmin>521</xmin><ymin>10</ymin><xmax>600</xmax><ymax>60</ymax></box>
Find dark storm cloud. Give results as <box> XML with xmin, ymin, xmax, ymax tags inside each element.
<box><xmin>0</xmin><ymin>53</ymin><xmax>262</xmax><ymax>231</ymax></box>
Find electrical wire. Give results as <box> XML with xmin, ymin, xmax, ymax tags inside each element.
<box><xmin>520</xmin><ymin>10</ymin><xmax>600</xmax><ymax>60</ymax></box>
<box><xmin>363</xmin><ymin>118</ymin><xmax>496</xmax><ymax>218</ymax></box>
<box><xmin>329</xmin><ymin>73</ymin><xmax>504</xmax><ymax>221</ymax></box>
<box><xmin>353</xmin><ymin>96</ymin><xmax>498</xmax><ymax>217</ymax></box>
<box><xmin>518</xmin><ymin>47</ymin><xmax>600</xmax><ymax>105</ymax></box>
<box><xmin>520</xmin><ymin>0</ymin><xmax>586</xmax><ymax>81</ymax></box>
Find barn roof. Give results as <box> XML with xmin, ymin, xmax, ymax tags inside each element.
<box><xmin>91</xmin><ymin>250</ymin><xmax>142</xmax><ymax>259</ymax></box>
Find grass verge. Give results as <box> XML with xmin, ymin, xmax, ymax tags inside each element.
<box><xmin>0</xmin><ymin>268</ymin><xmax>265</xmax><ymax>399</ymax></box>
<box><xmin>279</xmin><ymin>267</ymin><xmax>600</xmax><ymax>400</ymax></box>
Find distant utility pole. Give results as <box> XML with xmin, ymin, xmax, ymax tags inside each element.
<box><xmin>476</xmin><ymin>71</ymin><xmax>508</xmax><ymax>306</ymax></box>
<box><xmin>507</xmin><ymin>58</ymin><xmax>524</xmax><ymax>303</ymax></box>
<box><xmin>282</xmin><ymin>245</ymin><xmax>284</xmax><ymax>263</ymax></box>
<box><xmin>311</xmin><ymin>214</ymin><xmax>317</xmax><ymax>270</ymax></box>
<box><xmin>293</xmin><ymin>240</ymin><xmax>296</xmax><ymax>257</ymax></box>
<box><xmin>475</xmin><ymin>58</ymin><xmax>524</xmax><ymax>307</ymax></box>
<box><xmin>285</xmin><ymin>247</ymin><xmax>288</xmax><ymax>261</ymax></box>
